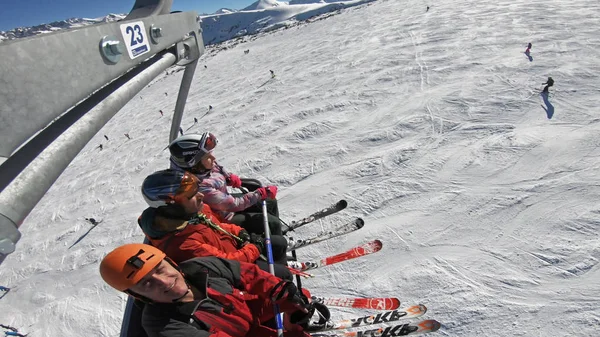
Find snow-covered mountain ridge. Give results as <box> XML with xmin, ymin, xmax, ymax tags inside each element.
<box><xmin>0</xmin><ymin>14</ymin><xmax>126</xmax><ymax>43</ymax></box>
<box><xmin>0</xmin><ymin>0</ymin><xmax>373</xmax><ymax>45</ymax></box>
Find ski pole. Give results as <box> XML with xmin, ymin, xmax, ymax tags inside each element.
<box><xmin>262</xmin><ymin>197</ymin><xmax>284</xmax><ymax>337</ymax></box>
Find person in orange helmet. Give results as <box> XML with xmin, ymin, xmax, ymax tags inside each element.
<box><xmin>99</xmin><ymin>244</ymin><xmax>329</xmax><ymax>337</ymax></box>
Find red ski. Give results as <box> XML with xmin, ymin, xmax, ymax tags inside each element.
<box><xmin>312</xmin><ymin>296</ymin><xmax>401</xmax><ymax>310</ymax></box>
<box><xmin>288</xmin><ymin>240</ymin><xmax>383</xmax><ymax>271</ymax></box>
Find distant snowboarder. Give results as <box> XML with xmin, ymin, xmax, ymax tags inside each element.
<box><xmin>194</xmin><ymin>117</ymin><xmax>198</xmax><ymax>123</ymax></box>
<box><xmin>96</xmin><ymin>144</ymin><xmax>103</xmax><ymax>151</ymax></box>
<box><xmin>124</xmin><ymin>133</ymin><xmax>131</xmax><ymax>140</ymax></box>
<box><xmin>165</xmin><ymin>92</ymin><xmax>168</xmax><ymax>96</ymax></box>
<box><xmin>104</xmin><ymin>135</ymin><xmax>109</xmax><ymax>141</ymax></box>
<box><xmin>270</xmin><ymin>70</ymin><xmax>275</xmax><ymax>78</ymax></box>
<box><xmin>426</xmin><ymin>6</ymin><xmax>430</xmax><ymax>12</ymax></box>
<box><xmin>204</xmin><ymin>65</ymin><xmax>207</xmax><ymax>69</ymax></box>
<box><xmin>208</xmin><ymin>105</ymin><xmax>213</xmax><ymax>111</ymax></box>
<box><xmin>542</xmin><ymin>77</ymin><xmax>554</xmax><ymax>93</ymax></box>
<box><xmin>244</xmin><ymin>49</ymin><xmax>250</xmax><ymax>54</ymax></box>
<box><xmin>160</xmin><ymin>109</ymin><xmax>164</xmax><ymax>117</ymax></box>
<box><xmin>179</xmin><ymin>127</ymin><xmax>184</xmax><ymax>136</ymax></box>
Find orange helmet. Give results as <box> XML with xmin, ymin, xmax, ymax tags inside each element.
<box><xmin>99</xmin><ymin>243</ymin><xmax>166</xmax><ymax>291</ymax></box>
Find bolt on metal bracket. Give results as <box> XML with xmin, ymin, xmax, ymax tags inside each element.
<box><xmin>150</xmin><ymin>24</ymin><xmax>163</xmax><ymax>44</ymax></box>
<box><xmin>99</xmin><ymin>36</ymin><xmax>124</xmax><ymax>64</ymax></box>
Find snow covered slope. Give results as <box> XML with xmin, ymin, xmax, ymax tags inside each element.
<box><xmin>1</xmin><ymin>0</ymin><xmax>599</xmax><ymax>336</ymax></box>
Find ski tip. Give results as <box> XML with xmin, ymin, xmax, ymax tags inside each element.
<box><xmin>356</xmin><ymin>218</ymin><xmax>365</xmax><ymax>227</ymax></box>
<box><xmin>339</xmin><ymin>199</ymin><xmax>348</xmax><ymax>208</ymax></box>
<box><xmin>372</xmin><ymin>239</ymin><xmax>383</xmax><ymax>250</ymax></box>
<box><xmin>417</xmin><ymin>319</ymin><xmax>441</xmax><ymax>332</ymax></box>
<box><xmin>406</xmin><ymin>304</ymin><xmax>427</xmax><ymax>315</ymax></box>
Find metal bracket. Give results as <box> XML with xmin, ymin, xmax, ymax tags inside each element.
<box><xmin>175</xmin><ymin>33</ymin><xmax>202</xmax><ymax>66</ymax></box>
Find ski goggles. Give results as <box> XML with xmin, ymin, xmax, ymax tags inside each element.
<box><xmin>199</xmin><ymin>132</ymin><xmax>218</xmax><ymax>154</ymax></box>
<box><xmin>184</xmin><ymin>132</ymin><xmax>218</xmax><ymax>168</ymax></box>
<box><xmin>176</xmin><ymin>172</ymin><xmax>200</xmax><ymax>200</ymax></box>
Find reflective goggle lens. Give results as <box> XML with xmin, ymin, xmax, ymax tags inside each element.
<box><xmin>201</xmin><ymin>133</ymin><xmax>218</xmax><ymax>153</ymax></box>
<box><xmin>176</xmin><ymin>172</ymin><xmax>200</xmax><ymax>199</ymax></box>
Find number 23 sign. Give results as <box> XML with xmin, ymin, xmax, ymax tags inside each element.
<box><xmin>119</xmin><ymin>21</ymin><xmax>150</xmax><ymax>59</ymax></box>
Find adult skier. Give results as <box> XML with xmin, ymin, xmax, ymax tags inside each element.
<box><xmin>168</xmin><ymin>132</ymin><xmax>283</xmax><ymax>235</ymax></box>
<box><xmin>99</xmin><ymin>243</ymin><xmax>328</xmax><ymax>337</ymax></box>
<box><xmin>85</xmin><ymin>217</ymin><xmax>101</xmax><ymax>226</ymax></box>
<box><xmin>139</xmin><ymin>169</ymin><xmax>291</xmax><ymax>280</ymax></box>
<box><xmin>542</xmin><ymin>76</ymin><xmax>554</xmax><ymax>93</ymax></box>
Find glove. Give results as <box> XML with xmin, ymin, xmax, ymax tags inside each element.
<box><xmin>227</xmin><ymin>174</ymin><xmax>242</xmax><ymax>188</ymax></box>
<box><xmin>278</xmin><ymin>283</ymin><xmax>326</xmax><ymax>329</ymax></box>
<box><xmin>290</xmin><ymin>301</ymin><xmax>331</xmax><ymax>331</ymax></box>
<box><xmin>250</xmin><ymin>233</ymin><xmax>266</xmax><ymax>254</ymax></box>
<box><xmin>256</xmin><ymin>186</ymin><xmax>278</xmax><ymax>200</ymax></box>
<box><xmin>237</xmin><ymin>229</ymin><xmax>251</xmax><ymax>248</ymax></box>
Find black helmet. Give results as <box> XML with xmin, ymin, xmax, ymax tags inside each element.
<box><xmin>168</xmin><ymin>132</ymin><xmax>218</xmax><ymax>169</ymax></box>
<box><xmin>141</xmin><ymin>169</ymin><xmax>200</xmax><ymax>208</ymax></box>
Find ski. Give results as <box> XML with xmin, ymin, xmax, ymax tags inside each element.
<box><xmin>312</xmin><ymin>296</ymin><xmax>400</xmax><ymax>310</ymax></box>
<box><xmin>287</xmin><ymin>267</ymin><xmax>315</xmax><ymax>278</ymax></box>
<box><xmin>284</xmin><ymin>200</ymin><xmax>348</xmax><ymax>234</ymax></box>
<box><xmin>311</xmin><ymin>319</ymin><xmax>441</xmax><ymax>337</ymax></box>
<box><xmin>324</xmin><ymin>305</ymin><xmax>427</xmax><ymax>330</ymax></box>
<box><xmin>287</xmin><ymin>218</ymin><xmax>364</xmax><ymax>251</ymax></box>
<box><xmin>288</xmin><ymin>240</ymin><xmax>382</xmax><ymax>271</ymax></box>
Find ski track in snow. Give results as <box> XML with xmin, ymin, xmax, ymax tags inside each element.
<box><xmin>2</xmin><ymin>0</ymin><xmax>600</xmax><ymax>336</ymax></box>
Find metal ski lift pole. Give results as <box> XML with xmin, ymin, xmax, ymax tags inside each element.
<box><xmin>261</xmin><ymin>195</ymin><xmax>285</xmax><ymax>337</ymax></box>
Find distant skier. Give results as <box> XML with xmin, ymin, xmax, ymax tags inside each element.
<box><xmin>165</xmin><ymin>92</ymin><xmax>168</xmax><ymax>96</ymax></box>
<box><xmin>179</xmin><ymin>127</ymin><xmax>184</xmax><ymax>136</ymax></box>
<box><xmin>270</xmin><ymin>70</ymin><xmax>275</xmax><ymax>78</ymax></box>
<box><xmin>426</xmin><ymin>6</ymin><xmax>430</xmax><ymax>12</ymax></box>
<box><xmin>208</xmin><ymin>105</ymin><xmax>213</xmax><ymax>111</ymax></box>
<box><xmin>124</xmin><ymin>133</ymin><xmax>131</xmax><ymax>140</ymax></box>
<box><xmin>244</xmin><ymin>49</ymin><xmax>250</xmax><ymax>54</ymax></box>
<box><xmin>159</xmin><ymin>109</ymin><xmax>164</xmax><ymax>117</ymax></box>
<box><xmin>85</xmin><ymin>218</ymin><xmax>101</xmax><ymax>226</ymax></box>
<box><xmin>204</xmin><ymin>65</ymin><xmax>207</xmax><ymax>69</ymax></box>
<box><xmin>104</xmin><ymin>135</ymin><xmax>109</xmax><ymax>141</ymax></box>
<box><xmin>525</xmin><ymin>42</ymin><xmax>532</xmax><ymax>54</ymax></box>
<box><xmin>542</xmin><ymin>77</ymin><xmax>554</xmax><ymax>93</ymax></box>
<box><xmin>194</xmin><ymin>117</ymin><xmax>198</xmax><ymax>123</ymax></box>
<box><xmin>96</xmin><ymin>144</ymin><xmax>103</xmax><ymax>151</ymax></box>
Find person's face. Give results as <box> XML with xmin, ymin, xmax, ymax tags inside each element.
<box><xmin>172</xmin><ymin>181</ymin><xmax>203</xmax><ymax>213</ymax></box>
<box><xmin>129</xmin><ymin>259</ymin><xmax>189</xmax><ymax>303</ymax></box>
<box><xmin>200</xmin><ymin>152</ymin><xmax>216</xmax><ymax>170</ymax></box>
<box><xmin>177</xmin><ymin>190</ymin><xmax>204</xmax><ymax>214</ymax></box>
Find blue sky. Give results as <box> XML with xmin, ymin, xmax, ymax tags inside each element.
<box><xmin>0</xmin><ymin>0</ymin><xmax>253</xmax><ymax>31</ymax></box>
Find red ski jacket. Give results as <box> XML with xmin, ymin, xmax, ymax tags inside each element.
<box><xmin>139</xmin><ymin>203</ymin><xmax>260</xmax><ymax>264</ymax></box>
<box><xmin>141</xmin><ymin>257</ymin><xmax>310</xmax><ymax>337</ymax></box>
